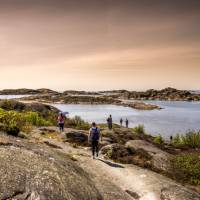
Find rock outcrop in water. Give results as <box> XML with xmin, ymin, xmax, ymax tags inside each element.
<box><xmin>0</xmin><ymin>88</ymin><xmax>59</xmax><ymax>95</ymax></box>
<box><xmin>117</xmin><ymin>87</ymin><xmax>200</xmax><ymax>101</ymax></box>
<box><xmin>18</xmin><ymin>94</ymin><xmax>161</xmax><ymax>110</ymax></box>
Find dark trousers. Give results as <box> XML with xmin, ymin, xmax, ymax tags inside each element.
<box><xmin>92</xmin><ymin>140</ymin><xmax>99</xmax><ymax>156</ymax></box>
<box><xmin>58</xmin><ymin>123</ymin><xmax>64</xmax><ymax>131</ymax></box>
<box><xmin>108</xmin><ymin>123</ymin><xmax>112</xmax><ymax>130</ymax></box>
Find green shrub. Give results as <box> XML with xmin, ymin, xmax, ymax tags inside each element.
<box><xmin>181</xmin><ymin>130</ymin><xmax>200</xmax><ymax>148</ymax></box>
<box><xmin>133</xmin><ymin>124</ymin><xmax>145</xmax><ymax>135</ymax></box>
<box><xmin>65</xmin><ymin>116</ymin><xmax>90</xmax><ymax>130</ymax></box>
<box><xmin>0</xmin><ymin>108</ymin><xmax>52</xmax><ymax>136</ymax></box>
<box><xmin>0</xmin><ymin>100</ymin><xmax>14</xmax><ymax>110</ymax></box>
<box><xmin>172</xmin><ymin>134</ymin><xmax>182</xmax><ymax>146</ymax></box>
<box><xmin>153</xmin><ymin>135</ymin><xmax>164</xmax><ymax>144</ymax></box>
<box><xmin>23</xmin><ymin>112</ymin><xmax>52</xmax><ymax>126</ymax></box>
<box><xmin>172</xmin><ymin>131</ymin><xmax>200</xmax><ymax>148</ymax></box>
<box><xmin>170</xmin><ymin>153</ymin><xmax>200</xmax><ymax>185</ymax></box>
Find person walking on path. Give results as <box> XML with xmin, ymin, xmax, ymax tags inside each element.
<box><xmin>120</xmin><ymin>118</ymin><xmax>123</xmax><ymax>127</ymax></box>
<box><xmin>57</xmin><ymin>112</ymin><xmax>65</xmax><ymax>132</ymax></box>
<box><xmin>125</xmin><ymin>118</ymin><xmax>129</xmax><ymax>128</ymax></box>
<box><xmin>88</xmin><ymin>122</ymin><xmax>101</xmax><ymax>159</ymax></box>
<box><xmin>107</xmin><ymin>115</ymin><xmax>113</xmax><ymax>130</ymax></box>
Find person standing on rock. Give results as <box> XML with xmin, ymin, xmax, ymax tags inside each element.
<box><xmin>120</xmin><ymin>118</ymin><xmax>123</xmax><ymax>127</ymax></box>
<box><xmin>88</xmin><ymin>122</ymin><xmax>101</xmax><ymax>159</ymax></box>
<box><xmin>125</xmin><ymin>118</ymin><xmax>129</xmax><ymax>128</ymax></box>
<box><xmin>57</xmin><ymin>112</ymin><xmax>65</xmax><ymax>132</ymax></box>
<box><xmin>107</xmin><ymin>115</ymin><xmax>113</xmax><ymax>130</ymax></box>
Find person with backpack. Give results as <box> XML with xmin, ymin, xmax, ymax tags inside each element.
<box><xmin>88</xmin><ymin>122</ymin><xmax>101</xmax><ymax>159</ymax></box>
<box><xmin>57</xmin><ymin>112</ymin><xmax>65</xmax><ymax>132</ymax></box>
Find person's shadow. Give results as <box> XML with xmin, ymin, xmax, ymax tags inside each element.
<box><xmin>97</xmin><ymin>158</ymin><xmax>125</xmax><ymax>168</ymax></box>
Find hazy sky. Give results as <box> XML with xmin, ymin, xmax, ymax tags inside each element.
<box><xmin>0</xmin><ymin>0</ymin><xmax>200</xmax><ymax>91</ymax></box>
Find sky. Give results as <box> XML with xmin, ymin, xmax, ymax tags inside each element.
<box><xmin>0</xmin><ymin>0</ymin><xmax>200</xmax><ymax>91</ymax></box>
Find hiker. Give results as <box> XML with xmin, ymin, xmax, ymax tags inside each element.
<box><xmin>125</xmin><ymin>118</ymin><xmax>129</xmax><ymax>128</ymax></box>
<box><xmin>88</xmin><ymin>122</ymin><xmax>101</xmax><ymax>159</ymax></box>
<box><xmin>170</xmin><ymin>135</ymin><xmax>173</xmax><ymax>143</ymax></box>
<box><xmin>107</xmin><ymin>114</ymin><xmax>113</xmax><ymax>130</ymax></box>
<box><xmin>57</xmin><ymin>112</ymin><xmax>65</xmax><ymax>132</ymax></box>
<box><xmin>120</xmin><ymin>118</ymin><xmax>123</xmax><ymax>127</ymax></box>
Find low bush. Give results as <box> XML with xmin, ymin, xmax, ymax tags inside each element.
<box><xmin>65</xmin><ymin>116</ymin><xmax>90</xmax><ymax>130</ymax></box>
<box><xmin>170</xmin><ymin>153</ymin><xmax>200</xmax><ymax>185</ymax></box>
<box><xmin>172</xmin><ymin>130</ymin><xmax>200</xmax><ymax>148</ymax></box>
<box><xmin>0</xmin><ymin>100</ymin><xmax>14</xmax><ymax>110</ymax></box>
<box><xmin>133</xmin><ymin>124</ymin><xmax>145</xmax><ymax>135</ymax></box>
<box><xmin>0</xmin><ymin>100</ymin><xmax>59</xmax><ymax>125</ymax></box>
<box><xmin>0</xmin><ymin>108</ymin><xmax>52</xmax><ymax>136</ymax></box>
<box><xmin>153</xmin><ymin>135</ymin><xmax>164</xmax><ymax>144</ymax></box>
<box><xmin>23</xmin><ymin>112</ymin><xmax>52</xmax><ymax>126</ymax></box>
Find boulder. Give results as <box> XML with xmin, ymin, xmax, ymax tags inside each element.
<box><xmin>0</xmin><ymin>135</ymin><xmax>102</xmax><ymax>200</ymax></box>
<box><xmin>101</xmin><ymin>128</ymin><xmax>138</xmax><ymax>144</ymax></box>
<box><xmin>126</xmin><ymin>140</ymin><xmax>171</xmax><ymax>171</ymax></box>
<box><xmin>63</xmin><ymin>130</ymin><xmax>89</xmax><ymax>145</ymax></box>
<box><xmin>101</xmin><ymin>143</ymin><xmax>152</xmax><ymax>167</ymax></box>
<box><xmin>101</xmin><ymin>143</ymin><xmax>131</xmax><ymax>160</ymax></box>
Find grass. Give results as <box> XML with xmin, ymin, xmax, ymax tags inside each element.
<box><xmin>153</xmin><ymin>135</ymin><xmax>164</xmax><ymax>144</ymax></box>
<box><xmin>172</xmin><ymin>130</ymin><xmax>200</xmax><ymax>148</ymax></box>
<box><xmin>170</xmin><ymin>153</ymin><xmax>200</xmax><ymax>185</ymax></box>
<box><xmin>65</xmin><ymin>116</ymin><xmax>90</xmax><ymax>130</ymax></box>
<box><xmin>133</xmin><ymin>124</ymin><xmax>145</xmax><ymax>135</ymax></box>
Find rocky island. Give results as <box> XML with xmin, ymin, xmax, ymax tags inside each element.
<box><xmin>1</xmin><ymin>87</ymin><xmax>199</xmax><ymax>111</ymax></box>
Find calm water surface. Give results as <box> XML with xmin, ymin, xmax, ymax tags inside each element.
<box><xmin>0</xmin><ymin>95</ymin><xmax>31</xmax><ymax>99</ymax></box>
<box><xmin>53</xmin><ymin>101</ymin><xmax>200</xmax><ymax>138</ymax></box>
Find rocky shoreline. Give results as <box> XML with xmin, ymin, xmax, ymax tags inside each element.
<box><xmin>1</xmin><ymin>87</ymin><xmax>200</xmax><ymax>101</ymax></box>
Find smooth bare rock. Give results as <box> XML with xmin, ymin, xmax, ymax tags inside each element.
<box><xmin>126</xmin><ymin>140</ymin><xmax>171</xmax><ymax>171</ymax></box>
<box><xmin>160</xmin><ymin>185</ymin><xmax>200</xmax><ymax>200</ymax></box>
<box><xmin>0</xmin><ymin>135</ymin><xmax>102</xmax><ymax>200</ymax></box>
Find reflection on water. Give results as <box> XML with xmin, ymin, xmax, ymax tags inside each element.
<box><xmin>53</xmin><ymin>101</ymin><xmax>200</xmax><ymax>138</ymax></box>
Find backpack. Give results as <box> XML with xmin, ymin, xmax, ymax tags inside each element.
<box><xmin>58</xmin><ymin>115</ymin><xmax>65</xmax><ymax>123</ymax></box>
<box><xmin>91</xmin><ymin>127</ymin><xmax>100</xmax><ymax>141</ymax></box>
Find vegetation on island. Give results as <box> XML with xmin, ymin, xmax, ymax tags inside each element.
<box><xmin>1</xmin><ymin>87</ymin><xmax>200</xmax><ymax>101</ymax></box>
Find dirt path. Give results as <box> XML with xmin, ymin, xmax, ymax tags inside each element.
<box><xmin>42</xmin><ymin>138</ymin><xmax>200</xmax><ymax>200</ymax></box>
